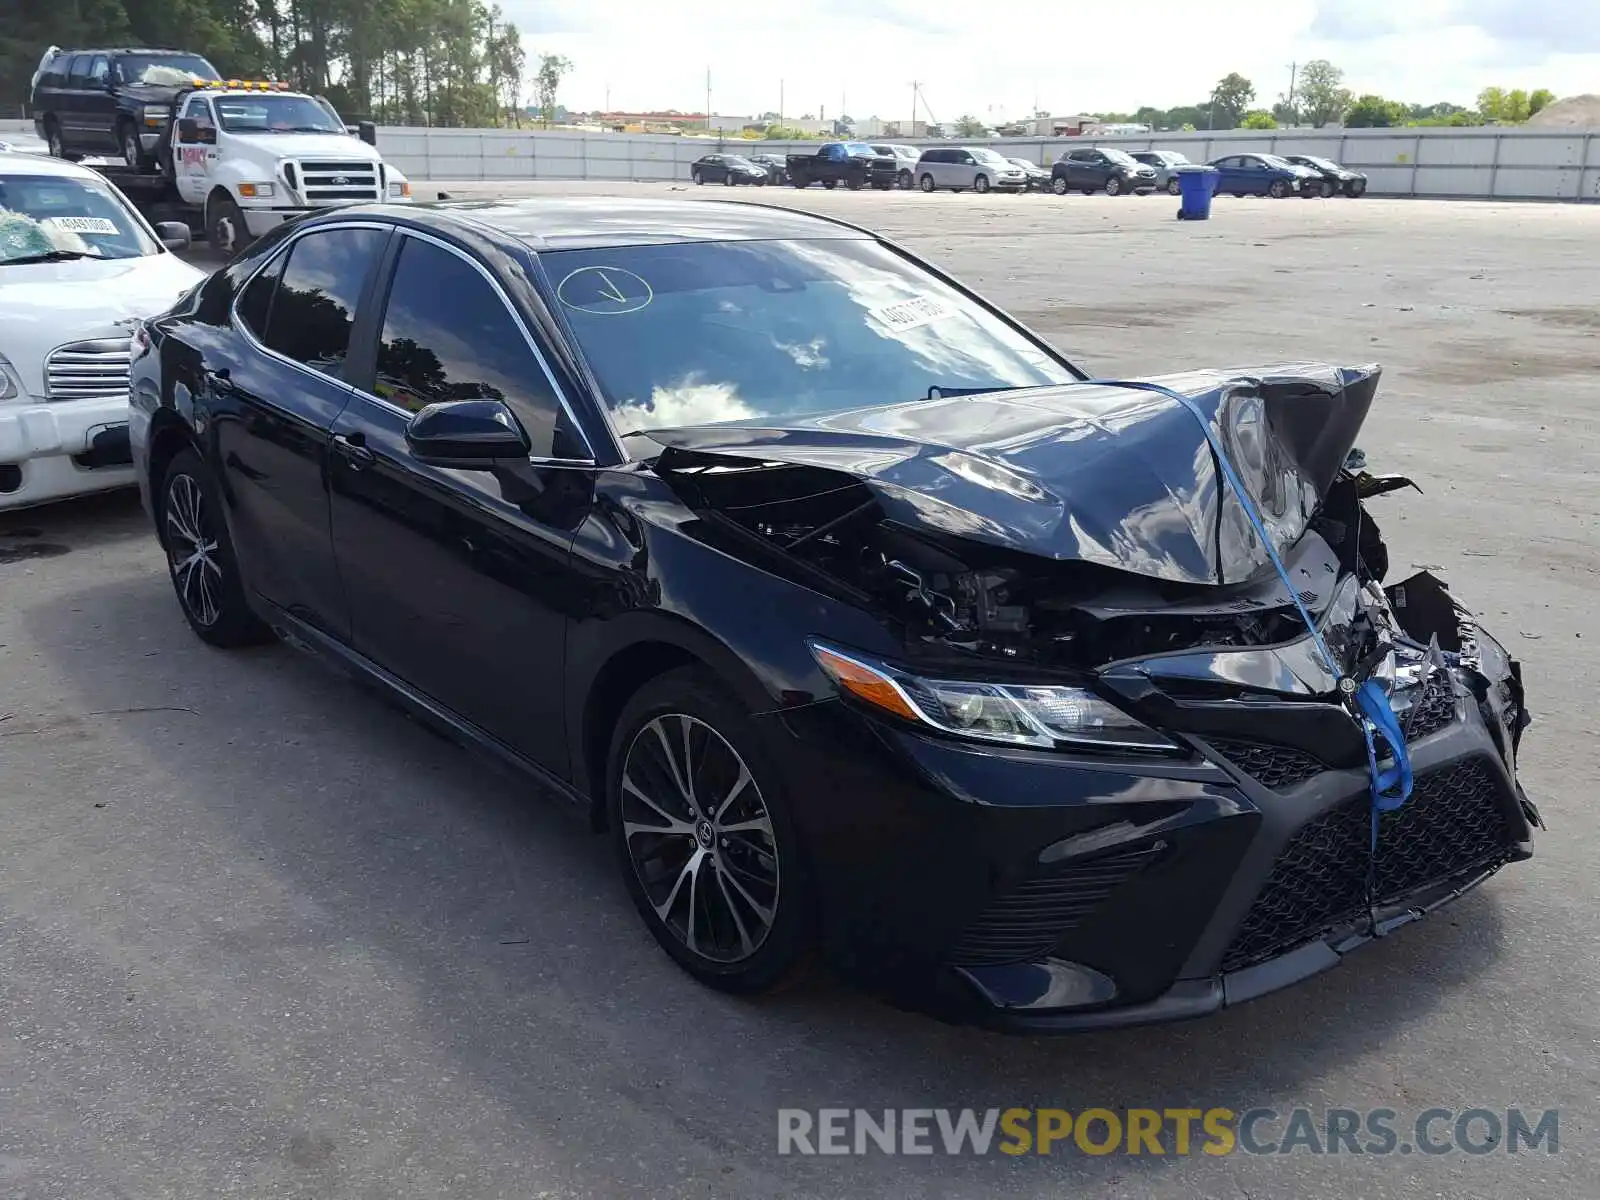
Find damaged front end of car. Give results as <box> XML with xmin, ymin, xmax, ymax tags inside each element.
<box><xmin>643</xmin><ymin>361</ymin><xmax>1539</xmax><ymax>1027</ymax></box>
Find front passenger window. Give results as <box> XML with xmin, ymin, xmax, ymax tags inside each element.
<box><xmin>256</xmin><ymin>227</ymin><xmax>386</xmax><ymax>380</ymax></box>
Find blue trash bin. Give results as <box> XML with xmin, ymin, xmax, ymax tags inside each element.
<box><xmin>1175</xmin><ymin>165</ymin><xmax>1220</xmax><ymax>221</ymax></box>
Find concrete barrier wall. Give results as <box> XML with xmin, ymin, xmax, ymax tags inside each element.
<box><xmin>377</xmin><ymin>125</ymin><xmax>1600</xmax><ymax>201</ymax></box>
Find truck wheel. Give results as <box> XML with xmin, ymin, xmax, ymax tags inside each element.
<box><xmin>919</xmin><ymin>173</ymin><xmax>935</xmax><ymax>192</ymax></box>
<box><xmin>898</xmin><ymin>169</ymin><xmax>912</xmax><ymax>189</ymax></box>
<box><xmin>822</xmin><ymin>179</ymin><xmax>837</xmax><ymax>190</ymax></box>
<box><xmin>845</xmin><ymin>176</ymin><xmax>863</xmax><ymax>190</ymax></box>
<box><xmin>974</xmin><ymin>174</ymin><xmax>991</xmax><ymax>193</ymax></box>
<box><xmin>44</xmin><ymin>117</ymin><xmax>81</xmax><ymax>162</ymax></box>
<box><xmin>118</xmin><ymin>120</ymin><xmax>147</xmax><ymax>171</ymax></box>
<box><xmin>790</xmin><ymin>174</ymin><xmax>806</xmax><ymax>188</ymax></box>
<box><xmin>205</xmin><ymin>193</ymin><xmax>249</xmax><ymax>258</ymax></box>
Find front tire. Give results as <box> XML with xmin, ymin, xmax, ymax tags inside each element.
<box><xmin>204</xmin><ymin>192</ymin><xmax>250</xmax><ymax>257</ymax></box>
<box><xmin>898</xmin><ymin>169</ymin><xmax>913</xmax><ymax>189</ymax></box>
<box><xmin>159</xmin><ymin>448</ymin><xmax>273</xmax><ymax>648</ymax></box>
<box><xmin>973</xmin><ymin>174</ymin><xmax>990</xmax><ymax>194</ymax></box>
<box><xmin>1166</xmin><ymin>177</ymin><xmax>1181</xmax><ymax>196</ymax></box>
<box><xmin>822</xmin><ymin>178</ymin><xmax>837</xmax><ymax>190</ymax></box>
<box><xmin>1269</xmin><ymin>179</ymin><xmax>1289</xmax><ymax>199</ymax></box>
<box><xmin>919</xmin><ymin>173</ymin><xmax>936</xmax><ymax>192</ymax></box>
<box><xmin>723</xmin><ymin>173</ymin><xmax>735</xmax><ymax>186</ymax></box>
<box><xmin>1104</xmin><ymin>176</ymin><xmax>1123</xmax><ymax>196</ymax></box>
<box><xmin>691</xmin><ymin>169</ymin><xmax>703</xmax><ymax>185</ymax></box>
<box><xmin>608</xmin><ymin>668</ymin><xmax>811</xmax><ymax>994</ymax></box>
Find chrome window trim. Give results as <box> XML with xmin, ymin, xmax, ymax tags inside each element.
<box><xmin>228</xmin><ymin>219</ymin><xmax>601</xmax><ymax>467</ymax></box>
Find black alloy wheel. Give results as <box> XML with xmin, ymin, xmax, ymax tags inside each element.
<box><xmin>609</xmin><ymin>669</ymin><xmax>809</xmax><ymax>993</ymax></box>
<box><xmin>160</xmin><ymin>448</ymin><xmax>273</xmax><ymax>647</ymax></box>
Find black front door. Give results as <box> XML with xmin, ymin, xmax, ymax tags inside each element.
<box><xmin>329</xmin><ymin>231</ymin><xmax>596</xmax><ymax>775</ymax></box>
<box><xmin>216</xmin><ymin>223</ymin><xmax>391</xmax><ymax>640</ymax></box>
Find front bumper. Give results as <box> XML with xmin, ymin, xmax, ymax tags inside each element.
<box><xmin>765</xmin><ymin>629</ymin><xmax>1534</xmax><ymax>1032</ymax></box>
<box><xmin>0</xmin><ymin>395</ymin><xmax>135</xmax><ymax>509</ymax></box>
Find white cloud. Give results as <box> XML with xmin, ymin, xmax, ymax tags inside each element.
<box><xmin>502</xmin><ymin>0</ymin><xmax>1600</xmax><ymax>119</ymax></box>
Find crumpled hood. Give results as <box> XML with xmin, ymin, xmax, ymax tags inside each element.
<box><xmin>0</xmin><ymin>253</ymin><xmax>203</xmax><ymax>396</ymax></box>
<box><xmin>647</xmin><ymin>362</ymin><xmax>1380</xmax><ymax>587</ymax></box>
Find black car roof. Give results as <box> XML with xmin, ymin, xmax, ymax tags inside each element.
<box><xmin>51</xmin><ymin>47</ymin><xmax>194</xmax><ymax>55</ymax></box>
<box><xmin>331</xmin><ymin>196</ymin><xmax>873</xmax><ymax>250</ymax></box>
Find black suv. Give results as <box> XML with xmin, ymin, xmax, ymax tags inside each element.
<box><xmin>1049</xmin><ymin>146</ymin><xmax>1159</xmax><ymax>196</ymax></box>
<box><xmin>30</xmin><ymin>46</ymin><xmax>221</xmax><ymax>170</ymax></box>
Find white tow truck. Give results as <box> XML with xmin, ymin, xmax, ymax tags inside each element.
<box><xmin>94</xmin><ymin>79</ymin><xmax>412</xmax><ymax>253</ymax></box>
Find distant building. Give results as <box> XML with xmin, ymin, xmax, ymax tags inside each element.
<box><xmin>590</xmin><ymin>110</ymin><xmax>751</xmax><ymax>133</ymax></box>
<box><xmin>880</xmin><ymin>119</ymin><xmax>930</xmax><ymax>138</ymax></box>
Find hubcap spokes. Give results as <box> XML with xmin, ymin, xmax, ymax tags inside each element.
<box><xmin>165</xmin><ymin>474</ymin><xmax>223</xmax><ymax>627</ymax></box>
<box><xmin>621</xmin><ymin>714</ymin><xmax>779</xmax><ymax>963</ymax></box>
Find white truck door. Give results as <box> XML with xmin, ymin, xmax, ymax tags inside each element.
<box><xmin>173</xmin><ymin>94</ymin><xmax>218</xmax><ymax>205</ymax></box>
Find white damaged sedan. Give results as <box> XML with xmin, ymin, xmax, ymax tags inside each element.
<box><xmin>0</xmin><ymin>152</ymin><xmax>203</xmax><ymax>510</ymax></box>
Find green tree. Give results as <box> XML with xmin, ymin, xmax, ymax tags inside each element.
<box><xmin>1529</xmin><ymin>87</ymin><xmax>1556</xmax><ymax>116</ymax></box>
<box><xmin>1345</xmin><ymin>94</ymin><xmax>1407</xmax><ymax>128</ymax></box>
<box><xmin>953</xmin><ymin>113</ymin><xmax>986</xmax><ymax>137</ymax></box>
<box><xmin>1208</xmin><ymin>72</ymin><xmax>1255</xmax><ymax>128</ymax></box>
<box><xmin>1241</xmin><ymin>109</ymin><xmax>1276</xmax><ymax>129</ymax></box>
<box><xmin>1298</xmin><ymin>59</ymin><xmax>1352</xmax><ymax>127</ymax></box>
<box><xmin>533</xmin><ymin>51</ymin><xmax>571</xmax><ymax>128</ymax></box>
<box><xmin>1476</xmin><ymin>86</ymin><xmax>1508</xmax><ymax>121</ymax></box>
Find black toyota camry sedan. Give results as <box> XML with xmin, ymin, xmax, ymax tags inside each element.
<box><xmin>128</xmin><ymin>198</ymin><xmax>1538</xmax><ymax>1031</ymax></box>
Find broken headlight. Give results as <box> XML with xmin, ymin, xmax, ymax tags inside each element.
<box><xmin>810</xmin><ymin>642</ymin><xmax>1179</xmax><ymax>754</ymax></box>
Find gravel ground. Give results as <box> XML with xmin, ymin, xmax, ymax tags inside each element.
<box><xmin>1</xmin><ymin>185</ymin><xmax>1596</xmax><ymax>1199</ymax></box>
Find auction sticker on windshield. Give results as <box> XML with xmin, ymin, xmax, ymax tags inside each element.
<box><xmin>557</xmin><ymin>266</ymin><xmax>653</xmax><ymax>315</ymax></box>
<box><xmin>869</xmin><ymin>295</ymin><xmax>954</xmax><ymax>334</ymax></box>
<box><xmin>42</xmin><ymin>216</ymin><xmax>119</xmax><ymax>235</ymax></box>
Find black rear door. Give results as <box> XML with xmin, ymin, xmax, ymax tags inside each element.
<box><xmin>218</xmin><ymin>222</ymin><xmax>392</xmax><ymax>640</ymax></box>
<box><xmin>328</xmin><ymin>230</ymin><xmax>597</xmax><ymax>775</ymax></box>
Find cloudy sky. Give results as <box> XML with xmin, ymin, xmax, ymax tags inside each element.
<box><xmin>502</xmin><ymin>0</ymin><xmax>1596</xmax><ymax>120</ymax></box>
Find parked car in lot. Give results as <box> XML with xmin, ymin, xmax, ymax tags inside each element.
<box><xmin>1283</xmin><ymin>154</ymin><xmax>1369</xmax><ymax>197</ymax></box>
<box><xmin>1208</xmin><ymin>153</ymin><xmax>1319</xmax><ymax>198</ymax></box>
<box><xmin>786</xmin><ymin>142</ymin><xmax>897</xmax><ymax>189</ymax></box>
<box><xmin>1050</xmin><ymin>147</ymin><xmax>1159</xmax><ymax>195</ymax></box>
<box><xmin>746</xmin><ymin>152</ymin><xmax>788</xmax><ymax>185</ymax></box>
<box><xmin>1131</xmin><ymin>149</ymin><xmax>1192</xmax><ymax>195</ymax></box>
<box><xmin>915</xmin><ymin>146</ymin><xmax>1028</xmax><ymax>193</ymax></box>
<box><xmin>30</xmin><ymin>45</ymin><xmax>222</xmax><ymax>170</ymax></box>
<box><xmin>130</xmin><ymin>196</ymin><xmax>1537</xmax><ymax>1031</ymax></box>
<box><xmin>870</xmin><ymin>143</ymin><xmax>923</xmax><ymax>189</ymax></box>
<box><xmin>1006</xmin><ymin>157</ymin><xmax>1051</xmax><ymax>191</ymax></box>
<box><xmin>0</xmin><ymin>152</ymin><xmax>200</xmax><ymax>510</ymax></box>
<box><xmin>690</xmin><ymin>153</ymin><xmax>768</xmax><ymax>186</ymax></box>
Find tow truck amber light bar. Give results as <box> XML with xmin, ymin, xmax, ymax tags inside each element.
<box><xmin>192</xmin><ymin>79</ymin><xmax>294</xmax><ymax>91</ymax></box>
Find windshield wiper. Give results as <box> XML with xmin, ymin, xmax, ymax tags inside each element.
<box><xmin>2</xmin><ymin>250</ymin><xmax>98</xmax><ymax>265</ymax></box>
<box><xmin>923</xmin><ymin>384</ymin><xmax>1031</xmax><ymax>401</ymax></box>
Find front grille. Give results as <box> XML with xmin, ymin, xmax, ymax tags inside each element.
<box><xmin>1401</xmin><ymin>673</ymin><xmax>1458</xmax><ymax>740</ymax></box>
<box><xmin>1222</xmin><ymin>757</ymin><xmax>1519</xmax><ymax>973</ymax></box>
<box><xmin>1375</xmin><ymin>757</ymin><xmax>1515</xmax><ymax>901</ymax></box>
<box><xmin>1210</xmin><ymin>739</ymin><xmax>1325</xmax><ymax>791</ymax></box>
<box><xmin>295</xmin><ymin>159</ymin><xmax>381</xmax><ymax>202</ymax></box>
<box><xmin>1220</xmin><ymin>799</ymin><xmax>1369</xmax><ymax>973</ymax></box>
<box><xmin>947</xmin><ymin>843</ymin><xmax>1163</xmax><ymax>967</ymax></box>
<box><xmin>45</xmin><ymin>337</ymin><xmax>132</xmax><ymax>400</ymax></box>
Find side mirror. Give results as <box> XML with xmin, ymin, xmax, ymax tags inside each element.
<box><xmin>405</xmin><ymin>399</ymin><xmax>530</xmax><ymax>467</ymax></box>
<box><xmin>154</xmin><ymin>221</ymin><xmax>191</xmax><ymax>252</ymax></box>
<box><xmin>357</xmin><ymin>120</ymin><xmax>377</xmax><ymax>146</ymax></box>
<box><xmin>177</xmin><ymin>117</ymin><xmax>199</xmax><ymax>141</ymax></box>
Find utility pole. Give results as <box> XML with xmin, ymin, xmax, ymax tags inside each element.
<box><xmin>779</xmin><ymin>78</ymin><xmax>784</xmax><ymax>126</ymax></box>
<box><xmin>1285</xmin><ymin>61</ymin><xmax>1298</xmax><ymax>125</ymax></box>
<box><xmin>910</xmin><ymin>81</ymin><xmax>919</xmax><ymax>136</ymax></box>
<box><xmin>706</xmin><ymin>67</ymin><xmax>712</xmax><ymax>132</ymax></box>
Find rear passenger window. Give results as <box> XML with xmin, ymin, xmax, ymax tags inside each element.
<box><xmin>374</xmin><ymin>236</ymin><xmax>579</xmax><ymax>459</ymax></box>
<box><xmin>254</xmin><ymin>227</ymin><xmax>385</xmax><ymax>380</ymax></box>
<box><xmin>236</xmin><ymin>251</ymin><xmax>286</xmax><ymax>340</ymax></box>
<box><xmin>88</xmin><ymin>56</ymin><xmax>109</xmax><ymax>86</ymax></box>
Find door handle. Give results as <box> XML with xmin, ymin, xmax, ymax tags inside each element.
<box><xmin>332</xmin><ymin>431</ymin><xmax>376</xmax><ymax>469</ymax></box>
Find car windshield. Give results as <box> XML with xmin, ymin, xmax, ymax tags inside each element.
<box><xmin>214</xmin><ymin>94</ymin><xmax>346</xmax><ymax>133</ymax></box>
<box><xmin>545</xmin><ymin>238</ymin><xmax>1076</xmax><ymax>444</ymax></box>
<box><xmin>118</xmin><ymin>54</ymin><xmax>219</xmax><ymax>86</ymax></box>
<box><xmin>1259</xmin><ymin>154</ymin><xmax>1297</xmax><ymax>170</ymax></box>
<box><xmin>724</xmin><ymin>156</ymin><xmax>756</xmax><ymax>169</ymax></box>
<box><xmin>971</xmin><ymin>149</ymin><xmax>1009</xmax><ymax>164</ymax></box>
<box><xmin>844</xmin><ymin>142</ymin><xmax>875</xmax><ymax>156</ymax></box>
<box><xmin>1101</xmin><ymin>148</ymin><xmax>1137</xmax><ymax>165</ymax></box>
<box><xmin>1299</xmin><ymin>155</ymin><xmax>1339</xmax><ymax>170</ymax></box>
<box><xmin>0</xmin><ymin>172</ymin><xmax>158</xmax><ymax>263</ymax></box>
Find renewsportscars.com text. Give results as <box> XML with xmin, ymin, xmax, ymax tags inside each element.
<box><xmin>777</xmin><ymin>1107</ymin><xmax>1559</xmax><ymax>1157</ymax></box>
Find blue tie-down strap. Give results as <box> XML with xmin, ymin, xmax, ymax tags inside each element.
<box><xmin>1086</xmin><ymin>378</ymin><xmax>1414</xmax><ymax>819</ymax></box>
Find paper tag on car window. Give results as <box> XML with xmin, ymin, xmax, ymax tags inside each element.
<box><xmin>42</xmin><ymin>216</ymin><xmax>118</xmax><ymax>235</ymax></box>
<box><xmin>869</xmin><ymin>295</ymin><xmax>953</xmax><ymax>333</ymax></box>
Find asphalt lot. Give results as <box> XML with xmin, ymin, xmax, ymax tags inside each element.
<box><xmin>3</xmin><ymin>186</ymin><xmax>1597</xmax><ymax>1198</ymax></box>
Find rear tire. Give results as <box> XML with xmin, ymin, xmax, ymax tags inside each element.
<box><xmin>723</xmin><ymin>173</ymin><xmax>735</xmax><ymax>186</ymax></box>
<box><xmin>898</xmin><ymin>169</ymin><xmax>913</xmax><ymax>189</ymax></box>
<box><xmin>1166</xmin><ymin>177</ymin><xmax>1181</xmax><ymax>196</ymax></box>
<box><xmin>1050</xmin><ymin>175</ymin><xmax>1068</xmax><ymax>195</ymax></box>
<box><xmin>1318</xmin><ymin>179</ymin><xmax>1335</xmax><ymax>198</ymax></box>
<box><xmin>158</xmin><ymin>448</ymin><xmax>274</xmax><ymax>648</ymax></box>
<box><xmin>822</xmin><ymin>178</ymin><xmax>837</xmax><ymax>190</ymax></box>
<box><xmin>608</xmin><ymin>667</ymin><xmax>812</xmax><ymax>994</ymax></box>
<box><xmin>44</xmin><ymin>117</ymin><xmax>81</xmax><ymax>162</ymax></box>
